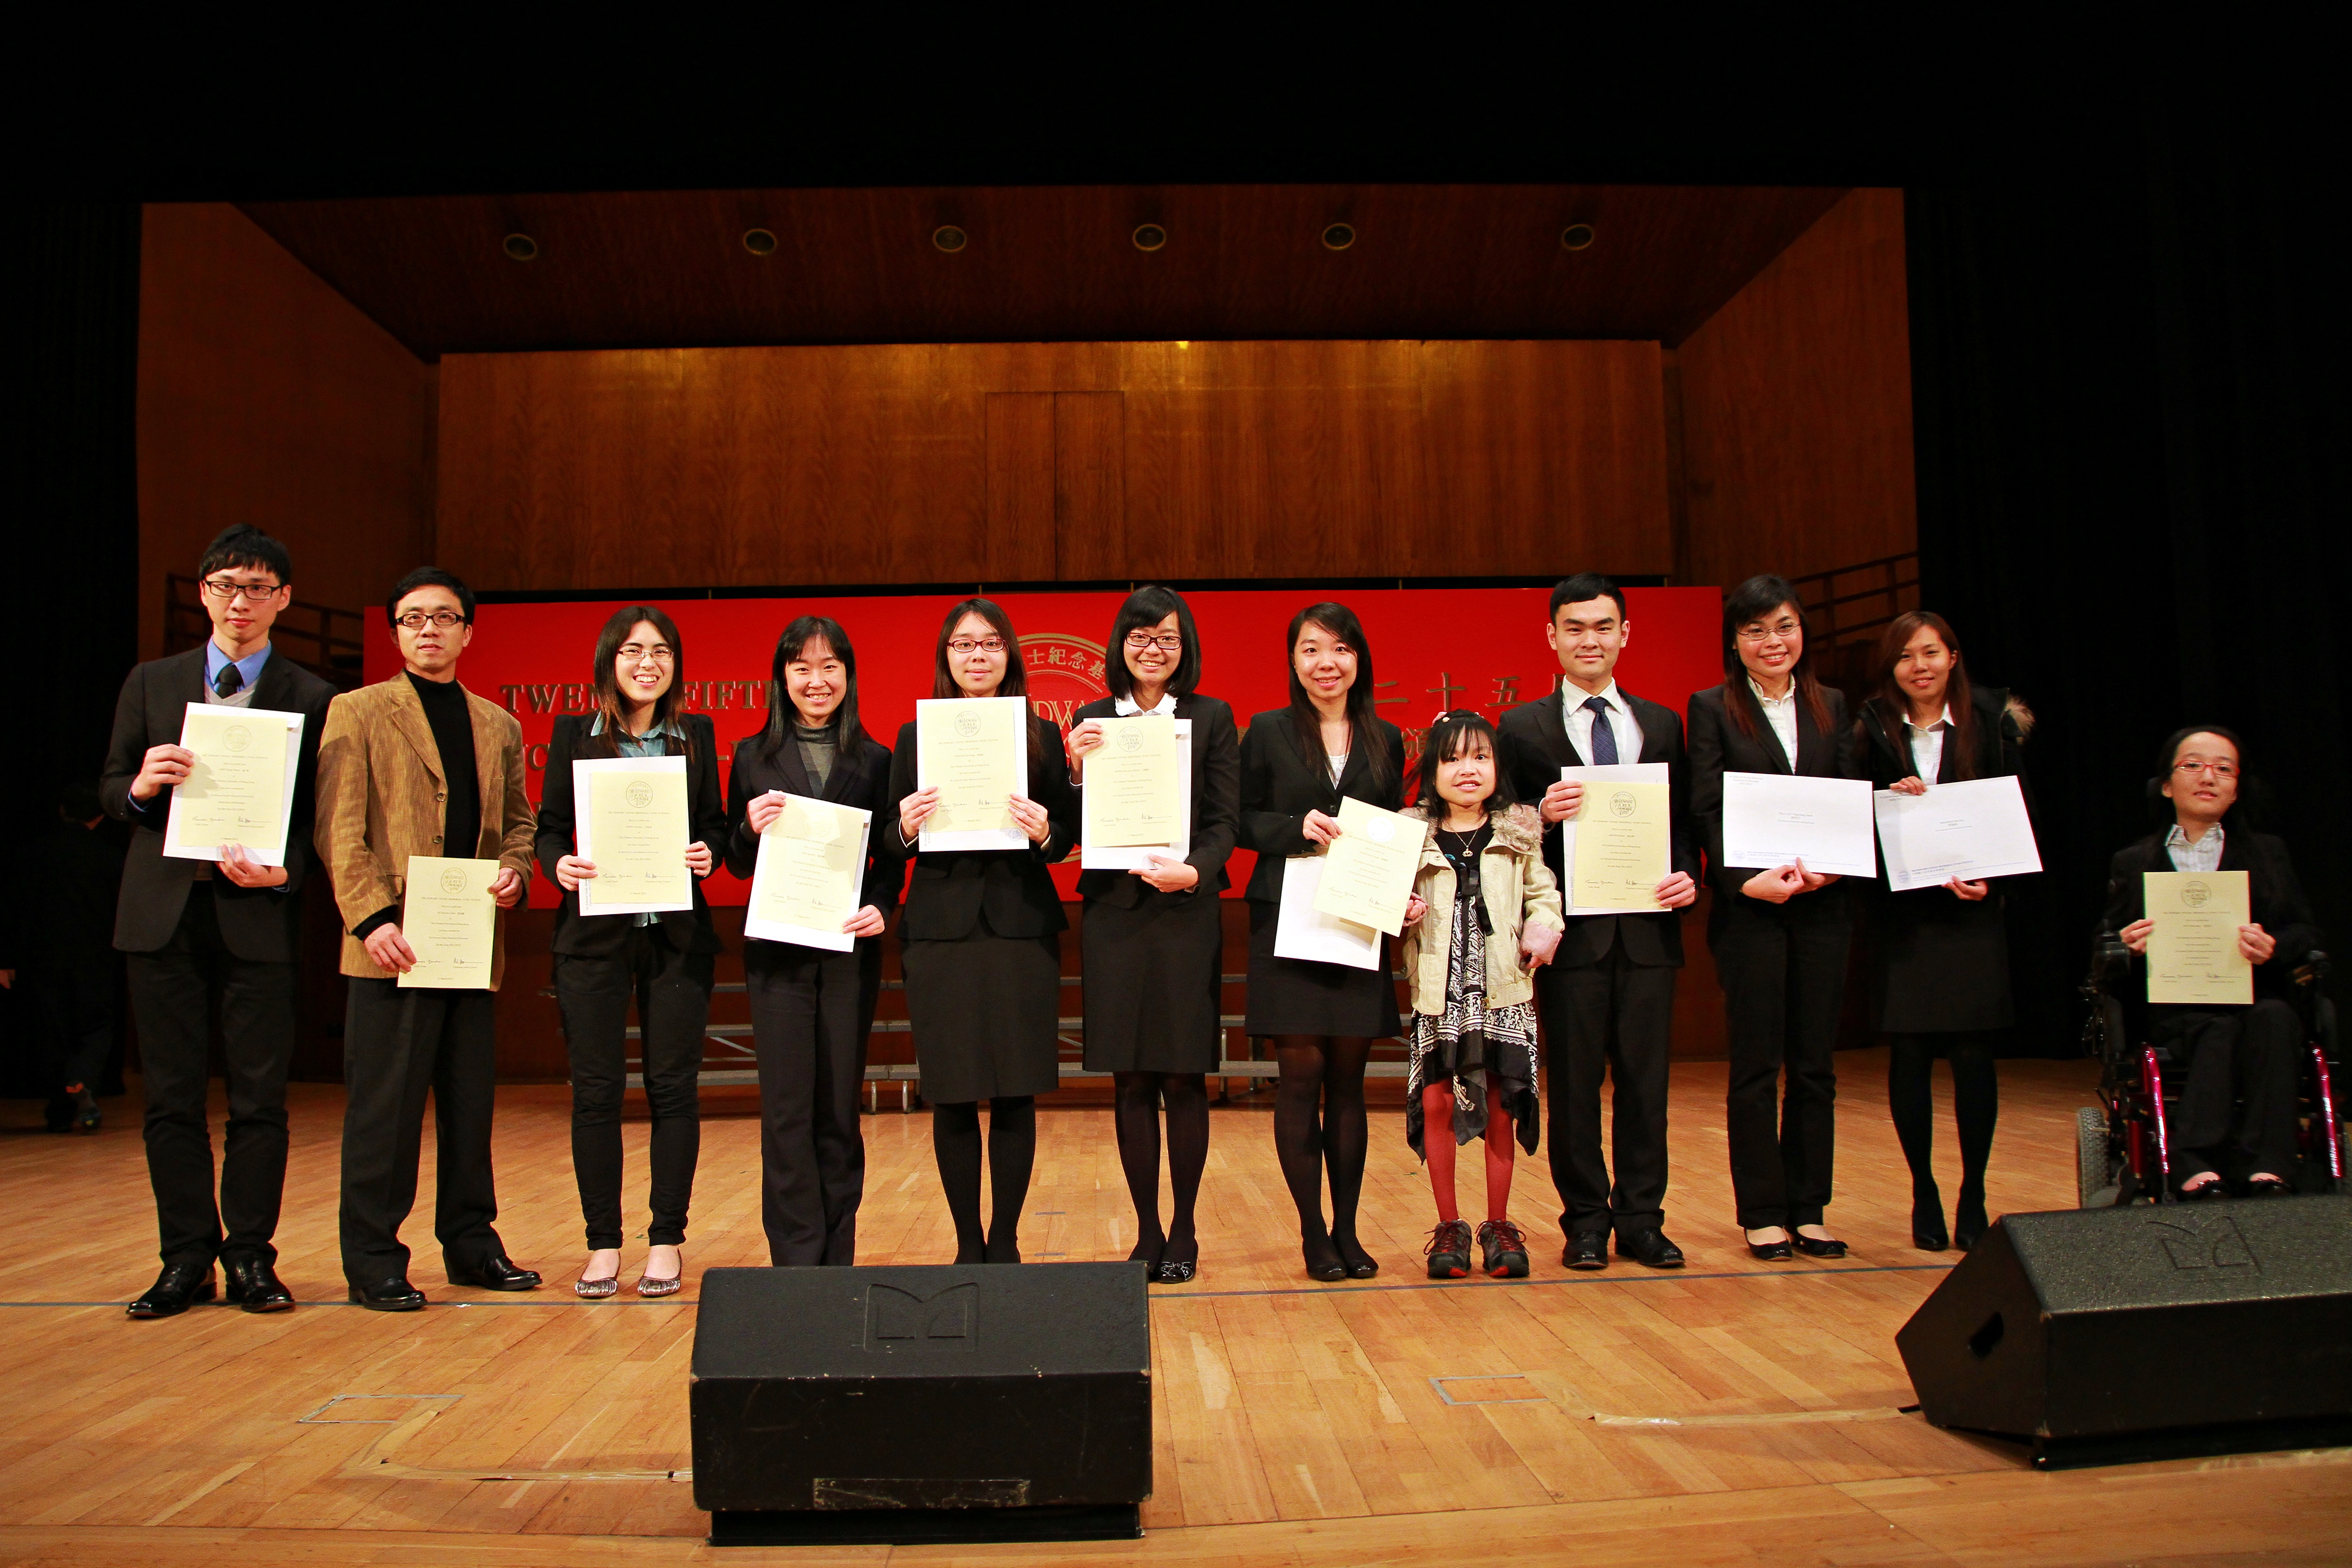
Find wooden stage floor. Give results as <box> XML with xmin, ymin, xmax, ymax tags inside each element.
<box><xmin>2</xmin><ymin>1049</ymin><xmax>2347</xmax><ymax>1566</ymax></box>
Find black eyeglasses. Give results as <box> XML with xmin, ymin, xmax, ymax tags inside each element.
<box><xmin>947</xmin><ymin>637</ymin><xmax>1007</xmax><ymax>655</ymax></box>
<box><xmin>395</xmin><ymin>610</ymin><xmax>467</xmax><ymax>630</ymax></box>
<box><xmin>202</xmin><ymin>577</ymin><xmax>282</xmax><ymax>601</ymax></box>
<box><xmin>1124</xmin><ymin>632</ymin><xmax>1185</xmax><ymax>653</ymax></box>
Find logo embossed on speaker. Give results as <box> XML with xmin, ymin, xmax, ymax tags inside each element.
<box><xmin>2146</xmin><ymin>1214</ymin><xmax>2258</xmax><ymax>1271</ymax></box>
<box><xmin>864</xmin><ymin>1281</ymin><xmax>978</xmax><ymax>1349</ymax></box>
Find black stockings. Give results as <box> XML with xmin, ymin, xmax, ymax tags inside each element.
<box><xmin>1272</xmin><ymin>1037</ymin><xmax>1372</xmax><ymax>1244</ymax></box>
<box><xmin>1888</xmin><ymin>1033</ymin><xmax>1998</xmax><ymax>1217</ymax></box>
<box><xmin>1113</xmin><ymin>1072</ymin><xmax>1209</xmax><ymax>1264</ymax></box>
<box><xmin>931</xmin><ymin>1096</ymin><xmax>1037</xmax><ymax>1264</ymax></box>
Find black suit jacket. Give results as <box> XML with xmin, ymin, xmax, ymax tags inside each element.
<box><xmin>1497</xmin><ymin>686</ymin><xmax>1697</xmax><ymax>968</ymax></box>
<box><xmin>723</xmin><ymin>725</ymin><xmax>901</xmax><ymax>927</ymax></box>
<box><xmin>884</xmin><ymin>711</ymin><xmax>1079</xmax><ymax>942</ymax></box>
<box><xmin>1072</xmin><ymin>694</ymin><xmax>1242</xmax><ymax>908</ymax></box>
<box><xmin>2099</xmin><ymin>827</ymin><xmax>2319</xmax><ymax>1009</ymax></box>
<box><xmin>534</xmin><ymin>712</ymin><xmax>730</xmax><ymax>957</ymax></box>
<box><xmin>100</xmin><ymin>646</ymin><xmax>338</xmax><ymax>960</ymax></box>
<box><xmin>1235</xmin><ymin>710</ymin><xmax>1406</xmax><ymax>904</ymax></box>
<box><xmin>1853</xmin><ymin>682</ymin><xmax>2034</xmax><ymax>898</ymax></box>
<box><xmin>1687</xmin><ymin>681</ymin><xmax>1858</xmax><ymax>931</ymax></box>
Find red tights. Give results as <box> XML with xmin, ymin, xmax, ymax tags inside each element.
<box><xmin>1421</xmin><ymin>1082</ymin><xmax>1514</xmax><ymax>1224</ymax></box>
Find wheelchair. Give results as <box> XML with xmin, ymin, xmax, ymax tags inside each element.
<box><xmin>2076</xmin><ymin>939</ymin><xmax>2348</xmax><ymax>1206</ymax></box>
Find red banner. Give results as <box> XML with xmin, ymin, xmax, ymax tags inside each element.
<box><xmin>363</xmin><ymin>587</ymin><xmax>1723</xmax><ymax>906</ymax></box>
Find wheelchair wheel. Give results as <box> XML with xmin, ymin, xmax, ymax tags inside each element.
<box><xmin>2077</xmin><ymin>1106</ymin><xmax>2122</xmax><ymax>1207</ymax></box>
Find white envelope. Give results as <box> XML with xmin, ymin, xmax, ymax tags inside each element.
<box><xmin>1720</xmin><ymin>771</ymin><xmax>1877</xmax><ymax>879</ymax></box>
<box><xmin>1272</xmin><ymin>854</ymin><xmax>1384</xmax><ymax>971</ymax></box>
<box><xmin>1874</xmin><ymin>774</ymin><xmax>2041</xmax><ymax>892</ymax></box>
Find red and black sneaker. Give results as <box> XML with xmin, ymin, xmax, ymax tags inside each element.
<box><xmin>1477</xmin><ymin>1218</ymin><xmax>1530</xmax><ymax>1279</ymax></box>
<box><xmin>1424</xmin><ymin>1219</ymin><xmax>1475</xmax><ymax>1279</ymax></box>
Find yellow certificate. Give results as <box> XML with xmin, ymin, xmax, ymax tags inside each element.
<box><xmin>573</xmin><ymin>756</ymin><xmax>693</xmax><ymax>916</ymax></box>
<box><xmin>399</xmin><ymin>856</ymin><xmax>499</xmax><ymax>990</ymax></box>
<box><xmin>745</xmin><ymin>794</ymin><xmax>872</xmax><ymax>953</ymax></box>
<box><xmin>1570</xmin><ymin>779</ymin><xmax>1670</xmax><ymax>911</ymax></box>
<box><xmin>916</xmin><ymin>696</ymin><xmax>1029</xmax><ymax>850</ymax></box>
<box><xmin>1312</xmin><ymin>796</ymin><xmax>1423</xmax><ymax>936</ymax></box>
<box><xmin>2145</xmin><ymin>870</ymin><xmax>2253</xmax><ymax>1005</ymax></box>
<box><xmin>162</xmin><ymin>703</ymin><xmax>303</xmax><ymax>866</ymax></box>
<box><xmin>1081</xmin><ymin>714</ymin><xmax>1181</xmax><ymax>848</ymax></box>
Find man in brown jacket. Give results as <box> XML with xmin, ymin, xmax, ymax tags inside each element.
<box><xmin>315</xmin><ymin>568</ymin><xmax>540</xmax><ymax>1310</ymax></box>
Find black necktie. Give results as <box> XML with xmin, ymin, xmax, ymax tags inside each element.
<box><xmin>1583</xmin><ymin>695</ymin><xmax>1618</xmax><ymax>764</ymax></box>
<box><xmin>214</xmin><ymin>662</ymin><xmax>243</xmax><ymax>699</ymax></box>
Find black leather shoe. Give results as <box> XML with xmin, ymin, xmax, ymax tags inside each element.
<box><xmin>1564</xmin><ymin>1230</ymin><xmax>1609</xmax><ymax>1270</ymax></box>
<box><xmin>1793</xmin><ymin>1233</ymin><xmax>1848</xmax><ymax>1259</ymax></box>
<box><xmin>1616</xmin><ymin>1229</ymin><xmax>1686</xmax><ymax>1269</ymax></box>
<box><xmin>1302</xmin><ymin>1228</ymin><xmax>1347</xmax><ymax>1282</ymax></box>
<box><xmin>1911</xmin><ymin>1189</ymin><xmax>1949</xmax><ymax>1251</ymax></box>
<box><xmin>2246</xmin><ymin>1176</ymin><xmax>2293</xmax><ymax>1197</ymax></box>
<box><xmin>1745</xmin><ymin>1233</ymin><xmax>1794</xmax><ymax>1262</ymax></box>
<box><xmin>348</xmin><ymin>1277</ymin><xmax>426</xmax><ymax>1312</ymax></box>
<box><xmin>1333</xmin><ymin>1232</ymin><xmax>1379</xmax><ymax>1279</ymax></box>
<box><xmin>1953</xmin><ymin>1193</ymin><xmax>1990</xmax><ymax>1250</ymax></box>
<box><xmin>221</xmin><ymin>1256</ymin><xmax>295</xmax><ymax>1313</ymax></box>
<box><xmin>1155</xmin><ymin>1239</ymin><xmax>1198</xmax><ymax>1284</ymax></box>
<box><xmin>446</xmin><ymin>1255</ymin><xmax>542</xmax><ymax>1291</ymax></box>
<box><xmin>127</xmin><ymin>1262</ymin><xmax>216</xmax><ymax>1318</ymax></box>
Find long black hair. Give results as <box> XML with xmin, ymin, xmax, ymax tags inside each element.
<box><xmin>1284</xmin><ymin>601</ymin><xmax>1391</xmax><ymax>795</ymax></box>
<box><xmin>1105</xmin><ymin>585</ymin><xmax>1202</xmax><ymax>701</ymax></box>
<box><xmin>1862</xmin><ymin>610</ymin><xmax>1981</xmax><ymax>779</ymax></box>
<box><xmin>757</xmin><ymin>615</ymin><xmax>868</xmax><ymax>763</ymax></box>
<box><xmin>1413</xmin><ymin>710</ymin><xmax>1516</xmax><ymax>814</ymax></box>
<box><xmin>1720</xmin><ymin>574</ymin><xmax>1833</xmax><ymax>743</ymax></box>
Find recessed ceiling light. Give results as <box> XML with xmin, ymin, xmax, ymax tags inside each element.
<box><xmin>743</xmin><ymin>228</ymin><xmax>778</xmax><ymax>256</ymax></box>
<box><xmin>503</xmin><ymin>233</ymin><xmax>538</xmax><ymax>262</ymax></box>
<box><xmin>1132</xmin><ymin>223</ymin><xmax>1167</xmax><ymax>251</ymax></box>
<box><xmin>933</xmin><ymin>225</ymin><xmax>968</xmax><ymax>253</ymax></box>
<box><xmin>1321</xmin><ymin>222</ymin><xmax>1356</xmax><ymax>251</ymax></box>
<box><xmin>1560</xmin><ymin>223</ymin><xmax>1597</xmax><ymax>251</ymax></box>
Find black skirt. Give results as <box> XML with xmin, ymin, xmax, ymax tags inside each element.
<box><xmin>1243</xmin><ymin>900</ymin><xmax>1402</xmax><ymax>1039</ymax></box>
<box><xmin>902</xmin><ymin>929</ymin><xmax>1064</xmax><ymax>1102</ymax></box>
<box><xmin>1080</xmin><ymin>892</ymin><xmax>1223</xmax><ymax>1074</ymax></box>
<box><xmin>1870</xmin><ymin>890</ymin><xmax>2013</xmax><ymax>1034</ymax></box>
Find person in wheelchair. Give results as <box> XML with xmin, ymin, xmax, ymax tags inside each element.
<box><xmin>2099</xmin><ymin>726</ymin><xmax>2319</xmax><ymax>1197</ymax></box>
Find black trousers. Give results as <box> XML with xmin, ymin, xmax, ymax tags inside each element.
<box><xmin>554</xmin><ymin>926</ymin><xmax>712</xmax><ymax>1250</ymax></box>
<box><xmin>124</xmin><ymin>884</ymin><xmax>297</xmax><ymax>1268</ymax></box>
<box><xmin>338</xmin><ymin>977</ymin><xmax>505</xmax><ymax>1284</ymax></box>
<box><xmin>745</xmin><ymin>941</ymin><xmax>880</xmax><ymax>1264</ymax></box>
<box><xmin>1540</xmin><ymin>940</ymin><xmax>1678</xmax><ymax>1239</ymax></box>
<box><xmin>2154</xmin><ymin>1000</ymin><xmax>2303</xmax><ymax>1179</ymax></box>
<box><xmin>1715</xmin><ymin>902</ymin><xmax>1851</xmax><ymax>1230</ymax></box>
<box><xmin>35</xmin><ymin>951</ymin><xmax>119</xmax><ymax>1094</ymax></box>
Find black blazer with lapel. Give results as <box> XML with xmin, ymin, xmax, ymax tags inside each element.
<box><xmin>2099</xmin><ymin>826</ymin><xmax>2319</xmax><ymax>1010</ymax></box>
<box><xmin>884</xmin><ymin>711</ymin><xmax>1079</xmax><ymax>942</ymax></box>
<box><xmin>1072</xmin><ymin>693</ymin><xmax>1243</xmax><ymax>908</ymax></box>
<box><xmin>1497</xmin><ymin>685</ymin><xmax>1697</xmax><ymax>968</ymax></box>
<box><xmin>1854</xmin><ymin>682</ymin><xmax>2034</xmax><ymax>904</ymax></box>
<box><xmin>1235</xmin><ymin>710</ymin><xmax>1407</xmax><ymax>904</ymax></box>
<box><xmin>1687</xmin><ymin>681</ymin><xmax>1857</xmax><ymax>933</ymax></box>
<box><xmin>534</xmin><ymin>712</ymin><xmax>730</xmax><ymax>958</ymax></box>
<box><xmin>723</xmin><ymin>725</ymin><xmax>901</xmax><ymax>926</ymax></box>
<box><xmin>99</xmin><ymin>646</ymin><xmax>338</xmax><ymax>961</ymax></box>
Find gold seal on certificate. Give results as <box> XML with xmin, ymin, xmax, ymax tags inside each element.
<box><xmin>746</xmin><ymin>794</ymin><xmax>872</xmax><ymax>953</ymax></box>
<box><xmin>1081</xmin><ymin>714</ymin><xmax>1181</xmax><ymax>848</ymax></box>
<box><xmin>162</xmin><ymin>702</ymin><xmax>304</xmax><ymax>866</ymax></box>
<box><xmin>1312</xmin><ymin>797</ymin><xmax>1423</xmax><ymax>936</ymax></box>
<box><xmin>399</xmin><ymin>856</ymin><xmax>500</xmax><ymax>990</ymax></box>
<box><xmin>916</xmin><ymin>696</ymin><xmax>1029</xmax><ymax>850</ymax></box>
<box><xmin>2144</xmin><ymin>870</ymin><xmax>2253</xmax><ymax>1006</ymax></box>
<box><xmin>1570</xmin><ymin>778</ymin><xmax>1670</xmax><ymax>911</ymax></box>
<box><xmin>573</xmin><ymin>756</ymin><xmax>693</xmax><ymax>915</ymax></box>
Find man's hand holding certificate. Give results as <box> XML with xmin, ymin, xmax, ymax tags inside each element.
<box><xmin>399</xmin><ymin>856</ymin><xmax>500</xmax><ymax>989</ymax></box>
<box><xmin>1720</xmin><ymin>772</ymin><xmax>1877</xmax><ymax>879</ymax></box>
<box><xmin>162</xmin><ymin>703</ymin><xmax>304</xmax><ymax>867</ymax></box>
<box><xmin>746</xmin><ymin>793</ymin><xmax>873</xmax><ymax>952</ymax></box>
<box><xmin>1311</xmin><ymin>797</ymin><xmax>1422</xmax><ymax>936</ymax></box>
<box><xmin>1560</xmin><ymin>763</ymin><xmax>1671</xmax><ymax>913</ymax></box>
<box><xmin>2143</xmin><ymin>870</ymin><xmax>2254</xmax><ymax>1005</ymax></box>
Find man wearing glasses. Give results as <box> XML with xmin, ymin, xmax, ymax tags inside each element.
<box><xmin>314</xmin><ymin>568</ymin><xmax>540</xmax><ymax>1310</ymax></box>
<box><xmin>100</xmin><ymin>525</ymin><xmax>338</xmax><ymax>1318</ymax></box>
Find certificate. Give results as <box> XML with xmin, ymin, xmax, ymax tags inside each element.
<box><xmin>1273</xmin><ymin>853</ymin><xmax>1383</xmax><ymax>971</ymax></box>
<box><xmin>162</xmin><ymin>703</ymin><xmax>304</xmax><ymax>866</ymax></box>
<box><xmin>1083</xmin><ymin>719</ymin><xmax>1192</xmax><ymax>870</ymax></box>
<box><xmin>398</xmin><ymin>856</ymin><xmax>499</xmax><ymax>990</ymax></box>
<box><xmin>916</xmin><ymin>696</ymin><xmax>1030</xmax><ymax>851</ymax></box>
<box><xmin>573</xmin><ymin>755</ymin><xmax>693</xmax><ymax>916</ymax></box>
<box><xmin>1079</xmin><ymin>713</ymin><xmax>1182</xmax><ymax>848</ymax></box>
<box><xmin>745</xmin><ymin>794</ymin><xmax>872</xmax><ymax>952</ymax></box>
<box><xmin>1569</xmin><ymin>777</ymin><xmax>1671</xmax><ymax>914</ymax></box>
<box><xmin>1873</xmin><ymin>775</ymin><xmax>2043</xmax><ymax>892</ymax></box>
<box><xmin>2145</xmin><ymin>870</ymin><xmax>2253</xmax><ymax>1006</ymax></box>
<box><xmin>1312</xmin><ymin>796</ymin><xmax>1424</xmax><ymax>936</ymax></box>
<box><xmin>1720</xmin><ymin>772</ymin><xmax>1877</xmax><ymax>879</ymax></box>
<box><xmin>1559</xmin><ymin>762</ymin><xmax>1670</xmax><ymax>915</ymax></box>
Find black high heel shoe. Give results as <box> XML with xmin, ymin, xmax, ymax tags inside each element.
<box><xmin>1953</xmin><ymin>1191</ymin><xmax>1990</xmax><ymax>1250</ymax></box>
<box><xmin>1156</xmin><ymin>1238</ymin><xmax>1199</xmax><ymax>1284</ymax></box>
<box><xmin>1301</xmin><ymin>1226</ymin><xmax>1347</xmax><ymax>1282</ymax></box>
<box><xmin>1333</xmin><ymin>1231</ymin><xmax>1379</xmax><ymax>1279</ymax></box>
<box><xmin>1911</xmin><ymin>1187</ymin><xmax>1949</xmax><ymax>1252</ymax></box>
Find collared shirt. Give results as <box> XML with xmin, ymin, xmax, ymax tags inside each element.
<box><xmin>1748</xmin><ymin>677</ymin><xmax>1800</xmax><ymax>766</ymax></box>
<box><xmin>1113</xmin><ymin>692</ymin><xmax>1177</xmax><ymax>717</ymax></box>
<box><xmin>205</xmin><ymin>640</ymin><xmax>272</xmax><ymax>708</ymax></box>
<box><xmin>1904</xmin><ymin>705</ymin><xmax>1952</xmax><ymax>784</ymax></box>
<box><xmin>589</xmin><ymin>712</ymin><xmax>688</xmax><ymax>923</ymax></box>
<box><xmin>1561</xmin><ymin>678</ymin><xmax>1643</xmax><ymax>766</ymax></box>
<box><xmin>2166</xmin><ymin>822</ymin><xmax>2225</xmax><ymax>873</ymax></box>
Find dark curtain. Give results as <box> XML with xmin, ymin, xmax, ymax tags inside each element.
<box><xmin>1908</xmin><ymin>51</ymin><xmax>2351</xmax><ymax>1052</ymax></box>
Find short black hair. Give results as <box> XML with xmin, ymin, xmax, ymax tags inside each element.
<box><xmin>197</xmin><ymin>525</ymin><xmax>293</xmax><ymax>587</ymax></box>
<box><xmin>1548</xmin><ymin>573</ymin><xmax>1626</xmax><ymax>622</ymax></box>
<box><xmin>1413</xmin><ymin>710</ymin><xmax>1518</xmax><ymax>812</ymax></box>
<box><xmin>1106</xmin><ymin>585</ymin><xmax>1203</xmax><ymax>700</ymax></box>
<box><xmin>386</xmin><ymin>567</ymin><xmax>476</xmax><ymax>626</ymax></box>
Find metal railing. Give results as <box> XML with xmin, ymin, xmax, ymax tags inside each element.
<box><xmin>1784</xmin><ymin>552</ymin><xmax>1920</xmax><ymax>650</ymax></box>
<box><xmin>164</xmin><ymin>573</ymin><xmax>368</xmax><ymax>690</ymax></box>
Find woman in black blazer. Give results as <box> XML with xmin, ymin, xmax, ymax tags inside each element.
<box><xmin>2099</xmin><ymin>726</ymin><xmax>2319</xmax><ymax>1196</ymax></box>
<box><xmin>1067</xmin><ymin>587</ymin><xmax>1242</xmax><ymax>1284</ymax></box>
<box><xmin>725</xmin><ymin>616</ymin><xmax>897</xmax><ymax>1266</ymax></box>
<box><xmin>1853</xmin><ymin>611</ymin><xmax>2033</xmax><ymax>1251</ymax></box>
<box><xmin>1688</xmin><ymin>576</ymin><xmax>1857</xmax><ymax>1262</ymax></box>
<box><xmin>535</xmin><ymin>605</ymin><xmax>729</xmax><ymax>1298</ymax></box>
<box><xmin>884</xmin><ymin>598</ymin><xmax>1081</xmax><ymax>1264</ymax></box>
<box><xmin>1238</xmin><ymin>602</ymin><xmax>1407</xmax><ymax>1281</ymax></box>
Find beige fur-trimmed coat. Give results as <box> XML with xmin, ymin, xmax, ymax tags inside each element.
<box><xmin>1397</xmin><ymin>802</ymin><xmax>1564</xmax><ymax>1014</ymax></box>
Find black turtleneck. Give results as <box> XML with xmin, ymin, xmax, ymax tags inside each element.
<box><xmin>356</xmin><ymin>674</ymin><xmax>483</xmax><ymax>941</ymax></box>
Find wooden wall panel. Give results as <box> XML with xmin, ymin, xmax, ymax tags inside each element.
<box><xmin>1674</xmin><ymin>188</ymin><xmax>1918</xmax><ymax>589</ymax></box>
<box><xmin>436</xmin><ymin>340</ymin><xmax>1672</xmax><ymax>591</ymax></box>
<box><xmin>137</xmin><ymin>203</ymin><xmax>434</xmax><ymax>653</ymax></box>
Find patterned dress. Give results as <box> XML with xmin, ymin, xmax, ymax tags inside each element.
<box><xmin>1405</xmin><ymin>823</ymin><xmax>1541</xmax><ymax>1157</ymax></box>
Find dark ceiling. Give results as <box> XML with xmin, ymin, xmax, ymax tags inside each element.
<box><xmin>237</xmin><ymin>184</ymin><xmax>1848</xmax><ymax>360</ymax></box>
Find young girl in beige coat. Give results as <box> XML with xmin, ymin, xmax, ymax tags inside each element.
<box><xmin>1400</xmin><ymin>711</ymin><xmax>1564</xmax><ymax>1278</ymax></box>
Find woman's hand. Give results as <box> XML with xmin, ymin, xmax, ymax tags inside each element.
<box><xmin>1891</xmin><ymin>775</ymin><xmax>1929</xmax><ymax>796</ymax></box>
<box><xmin>2239</xmin><ymin>922</ymin><xmax>2276</xmax><ymax>964</ymax></box>
<box><xmin>556</xmin><ymin>854</ymin><xmax>596</xmax><ymax>892</ymax></box>
<box><xmin>1402</xmin><ymin>893</ymin><xmax>1428</xmax><ymax>927</ymax></box>
<box><xmin>1795</xmin><ymin>860</ymin><xmax>1841</xmax><ymax>892</ymax></box>
<box><xmin>1132</xmin><ymin>853</ymin><xmax>1200</xmax><ymax>892</ymax></box>
<box><xmin>2120</xmin><ymin>916</ymin><xmax>2155</xmax><ymax>955</ymax></box>
<box><xmin>1654</xmin><ymin>871</ymin><xmax>1697</xmax><ymax>910</ymax></box>
<box><xmin>1301</xmin><ymin>808</ymin><xmax>1343</xmax><ymax>846</ymax></box>
<box><xmin>1742</xmin><ymin>864</ymin><xmax>1805</xmax><ymax>904</ymax></box>
<box><xmin>747</xmin><ymin>790</ymin><xmax>787</xmax><ymax>833</ymax></box>
<box><xmin>1945</xmin><ymin>877</ymin><xmax>1989</xmax><ymax>902</ymax></box>
<box><xmin>843</xmin><ymin>904</ymin><xmax>887</xmax><ymax>939</ymax></box>
<box><xmin>1520</xmin><ymin>922</ymin><xmax>1562</xmax><ymax>970</ymax></box>
<box><xmin>1067</xmin><ymin>719</ymin><xmax>1106</xmax><ymax>771</ymax></box>
<box><xmin>1539</xmin><ymin>779</ymin><xmax>1585</xmax><ymax>824</ymax></box>
<box><xmin>1007</xmin><ymin>794</ymin><xmax>1052</xmax><ymax>845</ymax></box>
<box><xmin>216</xmin><ymin>843</ymin><xmax>288</xmax><ymax>889</ymax></box>
<box><xmin>685</xmin><ymin>841</ymin><xmax>714</xmax><ymax>878</ymax></box>
<box><xmin>898</xmin><ymin>786</ymin><xmax>941</xmax><ymax>844</ymax></box>
<box><xmin>490</xmin><ymin>867</ymin><xmax>525</xmax><ymax>908</ymax></box>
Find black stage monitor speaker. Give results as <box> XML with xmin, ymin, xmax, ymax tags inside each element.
<box><xmin>691</xmin><ymin>1262</ymin><xmax>1151</xmax><ymax>1545</ymax></box>
<box><xmin>1897</xmin><ymin>1196</ymin><xmax>2352</xmax><ymax>1467</ymax></box>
